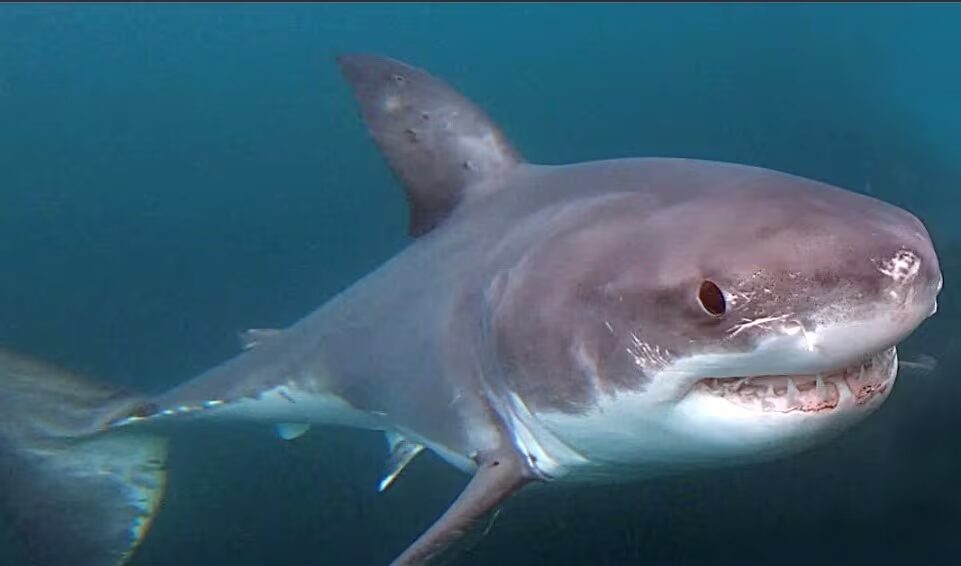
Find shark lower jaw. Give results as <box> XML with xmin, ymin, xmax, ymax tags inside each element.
<box><xmin>691</xmin><ymin>346</ymin><xmax>897</xmax><ymax>414</ymax></box>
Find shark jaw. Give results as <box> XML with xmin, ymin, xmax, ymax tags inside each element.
<box><xmin>691</xmin><ymin>346</ymin><xmax>897</xmax><ymax>414</ymax></box>
<box><xmin>658</xmin><ymin>346</ymin><xmax>899</xmax><ymax>469</ymax></box>
<box><xmin>534</xmin><ymin>336</ymin><xmax>904</xmax><ymax>480</ymax></box>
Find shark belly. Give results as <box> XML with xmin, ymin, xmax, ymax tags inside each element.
<box><xmin>191</xmin><ymin>383</ymin><xmax>385</xmax><ymax>431</ymax></box>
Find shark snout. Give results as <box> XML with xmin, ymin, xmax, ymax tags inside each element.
<box><xmin>809</xmin><ymin>236</ymin><xmax>941</xmax><ymax>372</ymax></box>
<box><xmin>876</xmin><ymin>219</ymin><xmax>942</xmax><ymax>318</ymax></box>
<box><xmin>874</xmin><ymin>246</ymin><xmax>938</xmax><ymax>307</ymax></box>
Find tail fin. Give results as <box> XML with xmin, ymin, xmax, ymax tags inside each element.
<box><xmin>0</xmin><ymin>349</ymin><xmax>167</xmax><ymax>565</ymax></box>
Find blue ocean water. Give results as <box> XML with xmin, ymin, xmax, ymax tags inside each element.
<box><xmin>1</xmin><ymin>3</ymin><xmax>960</xmax><ymax>565</ymax></box>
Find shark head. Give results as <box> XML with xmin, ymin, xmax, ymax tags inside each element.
<box><xmin>489</xmin><ymin>159</ymin><xmax>941</xmax><ymax>474</ymax></box>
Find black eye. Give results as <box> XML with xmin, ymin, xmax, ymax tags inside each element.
<box><xmin>697</xmin><ymin>280</ymin><xmax>727</xmax><ymax>316</ymax></box>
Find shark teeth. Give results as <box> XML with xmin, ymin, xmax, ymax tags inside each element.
<box><xmin>786</xmin><ymin>376</ymin><xmax>799</xmax><ymax>404</ymax></box>
<box><xmin>697</xmin><ymin>347</ymin><xmax>897</xmax><ymax>413</ymax></box>
<box><xmin>815</xmin><ymin>374</ymin><xmax>827</xmax><ymax>399</ymax></box>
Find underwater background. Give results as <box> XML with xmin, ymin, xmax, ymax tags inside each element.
<box><xmin>1</xmin><ymin>3</ymin><xmax>960</xmax><ymax>565</ymax></box>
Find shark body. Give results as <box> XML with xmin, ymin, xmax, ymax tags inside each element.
<box><xmin>0</xmin><ymin>55</ymin><xmax>943</xmax><ymax>565</ymax></box>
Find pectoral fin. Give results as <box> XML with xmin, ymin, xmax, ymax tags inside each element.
<box><xmin>389</xmin><ymin>447</ymin><xmax>533</xmax><ymax>566</ymax></box>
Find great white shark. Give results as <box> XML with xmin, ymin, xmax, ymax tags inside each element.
<box><xmin>0</xmin><ymin>54</ymin><xmax>943</xmax><ymax>566</ymax></box>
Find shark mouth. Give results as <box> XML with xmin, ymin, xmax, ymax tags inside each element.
<box><xmin>696</xmin><ymin>347</ymin><xmax>897</xmax><ymax>413</ymax></box>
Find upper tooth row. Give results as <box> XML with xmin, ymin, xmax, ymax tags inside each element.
<box><xmin>709</xmin><ymin>363</ymin><xmax>871</xmax><ymax>394</ymax></box>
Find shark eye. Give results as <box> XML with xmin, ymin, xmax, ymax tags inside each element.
<box><xmin>697</xmin><ymin>280</ymin><xmax>727</xmax><ymax>316</ymax></box>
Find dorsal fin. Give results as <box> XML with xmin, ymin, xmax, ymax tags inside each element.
<box><xmin>336</xmin><ymin>53</ymin><xmax>523</xmax><ymax>237</ymax></box>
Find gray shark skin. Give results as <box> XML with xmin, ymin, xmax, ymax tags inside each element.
<box><xmin>0</xmin><ymin>54</ymin><xmax>942</xmax><ymax>566</ymax></box>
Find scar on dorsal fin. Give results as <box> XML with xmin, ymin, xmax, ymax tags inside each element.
<box><xmin>389</xmin><ymin>447</ymin><xmax>534</xmax><ymax>566</ymax></box>
<box><xmin>337</xmin><ymin>53</ymin><xmax>523</xmax><ymax>237</ymax></box>
<box><xmin>379</xmin><ymin>431</ymin><xmax>425</xmax><ymax>492</ymax></box>
<box><xmin>276</xmin><ymin>422</ymin><xmax>311</xmax><ymax>441</ymax></box>
<box><xmin>238</xmin><ymin>328</ymin><xmax>282</xmax><ymax>351</ymax></box>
